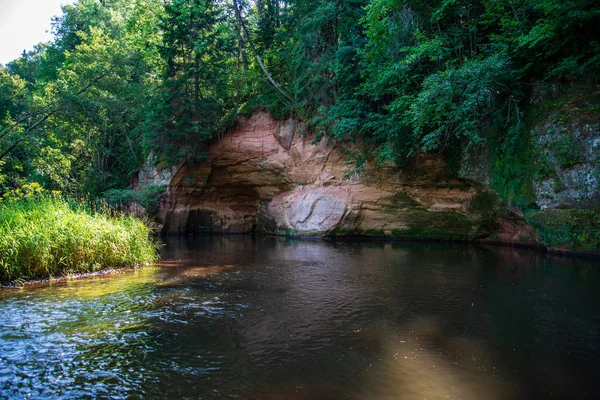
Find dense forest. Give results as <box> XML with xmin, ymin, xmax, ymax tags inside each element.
<box><xmin>1</xmin><ymin>0</ymin><xmax>599</xmax><ymax>202</ymax></box>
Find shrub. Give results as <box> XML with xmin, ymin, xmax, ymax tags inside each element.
<box><xmin>0</xmin><ymin>195</ymin><xmax>159</xmax><ymax>283</ymax></box>
<box><xmin>102</xmin><ymin>184</ymin><xmax>166</xmax><ymax>215</ymax></box>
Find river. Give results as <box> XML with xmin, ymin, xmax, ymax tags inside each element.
<box><xmin>0</xmin><ymin>236</ymin><xmax>599</xmax><ymax>399</ymax></box>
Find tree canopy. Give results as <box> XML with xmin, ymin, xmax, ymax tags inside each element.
<box><xmin>1</xmin><ymin>0</ymin><xmax>598</xmax><ymax>198</ymax></box>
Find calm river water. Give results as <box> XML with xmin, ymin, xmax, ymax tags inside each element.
<box><xmin>0</xmin><ymin>236</ymin><xmax>599</xmax><ymax>399</ymax></box>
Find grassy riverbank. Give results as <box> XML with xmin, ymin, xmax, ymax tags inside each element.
<box><xmin>0</xmin><ymin>197</ymin><xmax>158</xmax><ymax>284</ymax></box>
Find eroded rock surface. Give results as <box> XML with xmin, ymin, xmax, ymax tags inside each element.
<box><xmin>134</xmin><ymin>152</ymin><xmax>177</xmax><ymax>188</ymax></box>
<box><xmin>532</xmin><ymin>121</ymin><xmax>600</xmax><ymax>210</ymax></box>
<box><xmin>154</xmin><ymin>111</ymin><xmax>536</xmax><ymax>244</ymax></box>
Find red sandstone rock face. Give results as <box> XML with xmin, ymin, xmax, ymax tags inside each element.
<box><xmin>155</xmin><ymin>111</ymin><xmax>537</xmax><ymax>244</ymax></box>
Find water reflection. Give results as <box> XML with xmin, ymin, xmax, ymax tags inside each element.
<box><xmin>0</xmin><ymin>236</ymin><xmax>599</xmax><ymax>399</ymax></box>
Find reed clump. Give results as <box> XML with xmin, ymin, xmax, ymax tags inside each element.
<box><xmin>0</xmin><ymin>188</ymin><xmax>158</xmax><ymax>284</ymax></box>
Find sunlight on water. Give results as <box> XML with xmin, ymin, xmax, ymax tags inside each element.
<box><xmin>0</xmin><ymin>236</ymin><xmax>598</xmax><ymax>399</ymax></box>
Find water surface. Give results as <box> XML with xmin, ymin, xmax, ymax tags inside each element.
<box><xmin>1</xmin><ymin>236</ymin><xmax>599</xmax><ymax>399</ymax></box>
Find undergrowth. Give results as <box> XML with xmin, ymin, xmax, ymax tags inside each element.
<box><xmin>0</xmin><ymin>189</ymin><xmax>159</xmax><ymax>283</ymax></box>
<box><xmin>525</xmin><ymin>209</ymin><xmax>600</xmax><ymax>250</ymax></box>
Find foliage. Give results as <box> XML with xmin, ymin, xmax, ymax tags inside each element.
<box><xmin>144</xmin><ymin>0</ymin><xmax>241</xmax><ymax>164</ymax></box>
<box><xmin>1</xmin><ymin>0</ymin><xmax>163</xmax><ymax>196</ymax></box>
<box><xmin>0</xmin><ymin>194</ymin><xmax>158</xmax><ymax>283</ymax></box>
<box><xmin>0</xmin><ymin>182</ymin><xmax>53</xmax><ymax>202</ymax></box>
<box><xmin>102</xmin><ymin>184</ymin><xmax>166</xmax><ymax>214</ymax></box>
<box><xmin>488</xmin><ymin>123</ymin><xmax>535</xmax><ymax>208</ymax></box>
<box><xmin>0</xmin><ymin>0</ymin><xmax>598</xmax><ymax>208</ymax></box>
<box><xmin>526</xmin><ymin>210</ymin><xmax>600</xmax><ymax>250</ymax></box>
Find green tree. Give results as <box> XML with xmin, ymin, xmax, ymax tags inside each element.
<box><xmin>145</xmin><ymin>0</ymin><xmax>240</xmax><ymax>164</ymax></box>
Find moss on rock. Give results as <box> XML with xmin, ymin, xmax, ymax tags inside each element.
<box><xmin>525</xmin><ymin>209</ymin><xmax>600</xmax><ymax>250</ymax></box>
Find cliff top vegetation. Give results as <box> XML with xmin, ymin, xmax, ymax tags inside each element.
<box><xmin>0</xmin><ymin>0</ymin><xmax>598</xmax><ymax>201</ymax></box>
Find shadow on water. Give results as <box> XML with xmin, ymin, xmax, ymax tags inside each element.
<box><xmin>0</xmin><ymin>235</ymin><xmax>599</xmax><ymax>399</ymax></box>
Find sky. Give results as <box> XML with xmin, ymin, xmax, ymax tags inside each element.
<box><xmin>0</xmin><ymin>0</ymin><xmax>76</xmax><ymax>65</ymax></box>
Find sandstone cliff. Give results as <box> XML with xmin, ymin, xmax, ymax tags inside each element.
<box><xmin>146</xmin><ymin>111</ymin><xmax>536</xmax><ymax>244</ymax></box>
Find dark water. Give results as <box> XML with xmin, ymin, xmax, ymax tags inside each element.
<box><xmin>1</xmin><ymin>236</ymin><xmax>599</xmax><ymax>399</ymax></box>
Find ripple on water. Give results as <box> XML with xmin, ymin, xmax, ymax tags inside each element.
<box><xmin>0</xmin><ymin>236</ymin><xmax>599</xmax><ymax>399</ymax></box>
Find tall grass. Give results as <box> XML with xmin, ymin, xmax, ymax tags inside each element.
<box><xmin>0</xmin><ymin>197</ymin><xmax>159</xmax><ymax>283</ymax></box>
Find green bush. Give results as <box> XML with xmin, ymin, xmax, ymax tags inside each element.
<box><xmin>102</xmin><ymin>184</ymin><xmax>166</xmax><ymax>215</ymax></box>
<box><xmin>526</xmin><ymin>209</ymin><xmax>600</xmax><ymax>250</ymax></box>
<box><xmin>0</xmin><ymin>196</ymin><xmax>159</xmax><ymax>283</ymax></box>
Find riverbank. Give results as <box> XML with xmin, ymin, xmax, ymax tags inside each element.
<box><xmin>0</xmin><ymin>265</ymin><xmax>145</xmax><ymax>288</ymax></box>
<box><xmin>0</xmin><ymin>197</ymin><xmax>158</xmax><ymax>284</ymax></box>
